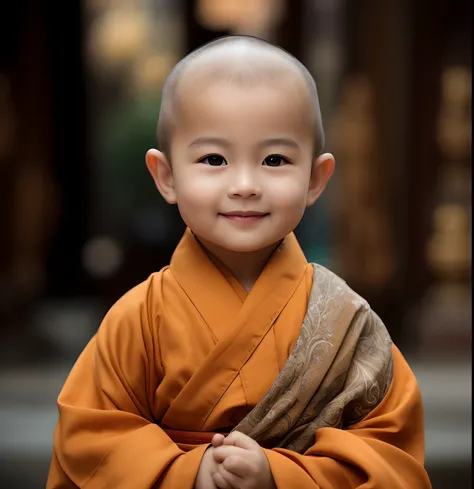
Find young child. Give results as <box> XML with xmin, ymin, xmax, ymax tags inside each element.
<box><xmin>47</xmin><ymin>36</ymin><xmax>432</xmax><ymax>489</ymax></box>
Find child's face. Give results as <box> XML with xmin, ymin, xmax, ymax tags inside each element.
<box><xmin>149</xmin><ymin>77</ymin><xmax>331</xmax><ymax>254</ymax></box>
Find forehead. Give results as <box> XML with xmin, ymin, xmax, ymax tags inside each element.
<box><xmin>174</xmin><ymin>73</ymin><xmax>314</xmax><ymax>144</ymax></box>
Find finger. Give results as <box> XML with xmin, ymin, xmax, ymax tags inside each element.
<box><xmin>222</xmin><ymin>453</ymin><xmax>253</xmax><ymax>479</ymax></box>
<box><xmin>213</xmin><ymin>445</ymin><xmax>247</xmax><ymax>464</ymax></box>
<box><xmin>212</xmin><ymin>433</ymin><xmax>226</xmax><ymax>448</ymax></box>
<box><xmin>212</xmin><ymin>471</ymin><xmax>234</xmax><ymax>489</ymax></box>
<box><xmin>216</xmin><ymin>463</ymin><xmax>243</xmax><ymax>488</ymax></box>
<box><xmin>224</xmin><ymin>431</ymin><xmax>258</xmax><ymax>450</ymax></box>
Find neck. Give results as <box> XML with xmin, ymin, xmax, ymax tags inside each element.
<box><xmin>196</xmin><ymin>237</ymin><xmax>282</xmax><ymax>292</ymax></box>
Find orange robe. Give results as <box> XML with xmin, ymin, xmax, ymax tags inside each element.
<box><xmin>47</xmin><ymin>229</ymin><xmax>431</xmax><ymax>488</ymax></box>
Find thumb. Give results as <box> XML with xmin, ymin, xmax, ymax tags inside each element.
<box><xmin>223</xmin><ymin>431</ymin><xmax>258</xmax><ymax>450</ymax></box>
<box><xmin>211</xmin><ymin>433</ymin><xmax>225</xmax><ymax>448</ymax></box>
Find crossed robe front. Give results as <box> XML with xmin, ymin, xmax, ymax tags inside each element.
<box><xmin>47</xmin><ymin>229</ymin><xmax>431</xmax><ymax>489</ymax></box>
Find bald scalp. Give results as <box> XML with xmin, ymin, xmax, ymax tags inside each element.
<box><xmin>157</xmin><ymin>35</ymin><xmax>325</xmax><ymax>160</ymax></box>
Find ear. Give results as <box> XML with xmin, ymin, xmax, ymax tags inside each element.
<box><xmin>145</xmin><ymin>148</ymin><xmax>177</xmax><ymax>204</ymax></box>
<box><xmin>306</xmin><ymin>153</ymin><xmax>335</xmax><ymax>207</ymax></box>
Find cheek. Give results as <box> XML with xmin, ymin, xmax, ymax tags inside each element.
<box><xmin>175</xmin><ymin>172</ymin><xmax>220</xmax><ymax>207</ymax></box>
<box><xmin>267</xmin><ymin>177</ymin><xmax>308</xmax><ymax>211</ymax></box>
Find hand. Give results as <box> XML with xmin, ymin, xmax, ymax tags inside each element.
<box><xmin>194</xmin><ymin>435</ymin><xmax>225</xmax><ymax>489</ymax></box>
<box><xmin>212</xmin><ymin>431</ymin><xmax>276</xmax><ymax>489</ymax></box>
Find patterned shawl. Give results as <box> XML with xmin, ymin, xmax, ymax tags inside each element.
<box><xmin>233</xmin><ymin>264</ymin><xmax>394</xmax><ymax>454</ymax></box>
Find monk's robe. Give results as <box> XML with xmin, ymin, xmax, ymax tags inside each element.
<box><xmin>47</xmin><ymin>229</ymin><xmax>431</xmax><ymax>489</ymax></box>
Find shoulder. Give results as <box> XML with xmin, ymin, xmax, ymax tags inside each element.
<box><xmin>308</xmin><ymin>263</ymin><xmax>392</xmax><ymax>341</ymax></box>
<box><xmin>97</xmin><ymin>268</ymin><xmax>169</xmax><ymax>341</ymax></box>
<box><xmin>112</xmin><ymin>269</ymin><xmax>167</xmax><ymax>311</ymax></box>
<box><xmin>309</xmin><ymin>263</ymin><xmax>370</xmax><ymax>311</ymax></box>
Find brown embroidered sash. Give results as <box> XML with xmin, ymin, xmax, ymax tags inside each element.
<box><xmin>233</xmin><ymin>263</ymin><xmax>394</xmax><ymax>453</ymax></box>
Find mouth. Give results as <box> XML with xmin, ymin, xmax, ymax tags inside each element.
<box><xmin>219</xmin><ymin>211</ymin><xmax>269</xmax><ymax>223</ymax></box>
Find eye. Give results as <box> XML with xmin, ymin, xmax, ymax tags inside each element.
<box><xmin>198</xmin><ymin>154</ymin><xmax>227</xmax><ymax>166</ymax></box>
<box><xmin>263</xmin><ymin>155</ymin><xmax>288</xmax><ymax>167</ymax></box>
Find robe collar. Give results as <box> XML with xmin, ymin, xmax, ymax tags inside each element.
<box><xmin>170</xmin><ymin>228</ymin><xmax>307</xmax><ymax>340</ymax></box>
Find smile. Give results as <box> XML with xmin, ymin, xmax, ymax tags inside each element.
<box><xmin>220</xmin><ymin>212</ymin><xmax>269</xmax><ymax>223</ymax></box>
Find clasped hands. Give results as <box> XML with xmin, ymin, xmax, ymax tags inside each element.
<box><xmin>195</xmin><ymin>431</ymin><xmax>277</xmax><ymax>489</ymax></box>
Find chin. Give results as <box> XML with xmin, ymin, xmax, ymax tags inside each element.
<box><xmin>225</xmin><ymin>243</ymin><xmax>266</xmax><ymax>253</ymax></box>
<box><xmin>218</xmin><ymin>236</ymin><xmax>281</xmax><ymax>254</ymax></box>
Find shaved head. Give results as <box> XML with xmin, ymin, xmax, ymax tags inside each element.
<box><xmin>157</xmin><ymin>35</ymin><xmax>325</xmax><ymax>160</ymax></box>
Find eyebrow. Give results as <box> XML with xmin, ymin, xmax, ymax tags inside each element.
<box><xmin>259</xmin><ymin>137</ymin><xmax>300</xmax><ymax>149</ymax></box>
<box><xmin>188</xmin><ymin>136</ymin><xmax>300</xmax><ymax>149</ymax></box>
<box><xmin>188</xmin><ymin>137</ymin><xmax>231</xmax><ymax>148</ymax></box>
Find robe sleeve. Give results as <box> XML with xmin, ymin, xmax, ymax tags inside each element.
<box><xmin>46</xmin><ymin>281</ymin><xmax>208</xmax><ymax>489</ymax></box>
<box><xmin>264</xmin><ymin>346</ymin><xmax>432</xmax><ymax>489</ymax></box>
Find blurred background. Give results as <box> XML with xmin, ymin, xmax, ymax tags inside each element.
<box><xmin>0</xmin><ymin>0</ymin><xmax>471</xmax><ymax>487</ymax></box>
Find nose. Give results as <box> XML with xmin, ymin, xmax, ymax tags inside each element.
<box><xmin>228</xmin><ymin>167</ymin><xmax>262</xmax><ymax>199</ymax></box>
